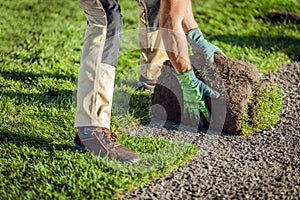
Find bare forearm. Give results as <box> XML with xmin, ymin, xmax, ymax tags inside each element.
<box><xmin>182</xmin><ymin>0</ymin><xmax>198</xmax><ymax>33</ymax></box>
<box><xmin>160</xmin><ymin>26</ymin><xmax>191</xmax><ymax>73</ymax></box>
<box><xmin>160</xmin><ymin>0</ymin><xmax>192</xmax><ymax>73</ymax></box>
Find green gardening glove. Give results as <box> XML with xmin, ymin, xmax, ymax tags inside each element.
<box><xmin>187</xmin><ymin>28</ymin><xmax>224</xmax><ymax>63</ymax></box>
<box><xmin>175</xmin><ymin>69</ymin><xmax>220</xmax><ymax>123</ymax></box>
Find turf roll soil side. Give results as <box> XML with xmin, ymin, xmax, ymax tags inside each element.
<box><xmin>151</xmin><ymin>53</ymin><xmax>272</xmax><ymax>134</ymax></box>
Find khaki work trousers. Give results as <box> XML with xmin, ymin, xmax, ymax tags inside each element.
<box><xmin>137</xmin><ymin>0</ymin><xmax>169</xmax><ymax>84</ymax></box>
<box><xmin>75</xmin><ymin>0</ymin><xmax>167</xmax><ymax>129</ymax></box>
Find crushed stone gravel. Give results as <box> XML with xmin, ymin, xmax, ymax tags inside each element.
<box><xmin>120</xmin><ymin>62</ymin><xmax>300</xmax><ymax>199</ymax></box>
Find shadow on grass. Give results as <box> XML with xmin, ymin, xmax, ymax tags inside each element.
<box><xmin>212</xmin><ymin>34</ymin><xmax>300</xmax><ymax>61</ymax></box>
<box><xmin>0</xmin><ymin>130</ymin><xmax>72</xmax><ymax>151</ymax></box>
<box><xmin>0</xmin><ymin>69</ymin><xmax>76</xmax><ymax>83</ymax></box>
<box><xmin>0</xmin><ymin>89</ymin><xmax>74</xmax><ymax>108</ymax></box>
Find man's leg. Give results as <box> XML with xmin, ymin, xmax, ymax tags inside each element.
<box><xmin>74</xmin><ymin>0</ymin><xmax>140</xmax><ymax>163</ymax></box>
<box><xmin>136</xmin><ymin>0</ymin><xmax>169</xmax><ymax>90</ymax></box>
<box><xmin>75</xmin><ymin>0</ymin><xmax>121</xmax><ymax>129</ymax></box>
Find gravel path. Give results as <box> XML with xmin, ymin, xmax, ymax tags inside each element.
<box><xmin>120</xmin><ymin>62</ymin><xmax>300</xmax><ymax>199</ymax></box>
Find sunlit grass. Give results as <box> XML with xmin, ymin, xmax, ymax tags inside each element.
<box><xmin>0</xmin><ymin>0</ymin><xmax>298</xmax><ymax>198</ymax></box>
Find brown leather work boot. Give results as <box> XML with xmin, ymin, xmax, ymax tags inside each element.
<box><xmin>73</xmin><ymin>127</ymin><xmax>140</xmax><ymax>163</ymax></box>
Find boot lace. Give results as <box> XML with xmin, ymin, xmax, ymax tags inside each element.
<box><xmin>94</xmin><ymin>127</ymin><xmax>121</xmax><ymax>147</ymax></box>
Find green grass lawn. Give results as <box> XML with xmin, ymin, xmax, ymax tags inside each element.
<box><xmin>0</xmin><ymin>0</ymin><xmax>299</xmax><ymax>199</ymax></box>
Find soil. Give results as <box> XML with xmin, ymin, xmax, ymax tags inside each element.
<box><xmin>151</xmin><ymin>53</ymin><xmax>262</xmax><ymax>134</ymax></box>
<box><xmin>266</xmin><ymin>11</ymin><xmax>300</xmax><ymax>24</ymax></box>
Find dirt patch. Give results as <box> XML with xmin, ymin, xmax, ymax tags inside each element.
<box><xmin>151</xmin><ymin>53</ymin><xmax>264</xmax><ymax>134</ymax></box>
<box><xmin>266</xmin><ymin>11</ymin><xmax>300</xmax><ymax>24</ymax></box>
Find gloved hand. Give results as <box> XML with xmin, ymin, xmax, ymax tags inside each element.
<box><xmin>187</xmin><ymin>28</ymin><xmax>224</xmax><ymax>63</ymax></box>
<box><xmin>175</xmin><ymin>68</ymin><xmax>220</xmax><ymax>123</ymax></box>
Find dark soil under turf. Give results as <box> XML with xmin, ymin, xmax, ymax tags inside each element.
<box><xmin>266</xmin><ymin>11</ymin><xmax>300</xmax><ymax>24</ymax></box>
<box><xmin>151</xmin><ymin>54</ymin><xmax>263</xmax><ymax>134</ymax></box>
